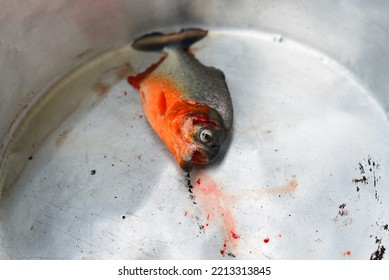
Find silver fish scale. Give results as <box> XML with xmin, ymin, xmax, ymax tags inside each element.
<box><xmin>155</xmin><ymin>48</ymin><xmax>233</xmax><ymax>130</ymax></box>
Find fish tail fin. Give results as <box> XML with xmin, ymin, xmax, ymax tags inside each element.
<box><xmin>132</xmin><ymin>28</ymin><xmax>208</xmax><ymax>52</ymax></box>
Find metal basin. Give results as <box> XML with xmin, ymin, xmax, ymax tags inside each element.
<box><xmin>1</xmin><ymin>0</ymin><xmax>389</xmax><ymax>259</ymax></box>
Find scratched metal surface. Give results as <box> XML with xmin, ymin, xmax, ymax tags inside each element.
<box><xmin>0</xmin><ymin>28</ymin><xmax>388</xmax><ymax>259</ymax></box>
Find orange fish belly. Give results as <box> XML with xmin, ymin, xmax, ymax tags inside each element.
<box><xmin>131</xmin><ymin>70</ymin><xmax>209</xmax><ymax>167</ymax></box>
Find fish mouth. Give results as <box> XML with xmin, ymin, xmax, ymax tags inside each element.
<box><xmin>192</xmin><ymin>150</ymin><xmax>209</xmax><ymax>165</ymax></box>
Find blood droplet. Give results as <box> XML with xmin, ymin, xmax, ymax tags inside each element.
<box><xmin>184</xmin><ymin>211</ymin><xmax>188</xmax><ymax>217</ymax></box>
<box><xmin>344</xmin><ymin>250</ymin><xmax>352</xmax><ymax>256</ymax></box>
<box><xmin>220</xmin><ymin>240</ymin><xmax>227</xmax><ymax>257</ymax></box>
<box><xmin>263</xmin><ymin>237</ymin><xmax>270</xmax><ymax>243</ymax></box>
<box><xmin>231</xmin><ymin>231</ymin><xmax>240</xmax><ymax>239</ymax></box>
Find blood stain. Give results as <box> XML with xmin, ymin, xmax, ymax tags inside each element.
<box><xmin>231</xmin><ymin>231</ymin><xmax>240</xmax><ymax>239</ymax></box>
<box><xmin>220</xmin><ymin>240</ymin><xmax>227</xmax><ymax>257</ymax></box>
<box><xmin>188</xmin><ymin>170</ymin><xmax>298</xmax><ymax>257</ymax></box>
<box><xmin>92</xmin><ymin>82</ymin><xmax>110</xmax><ymax>97</ymax></box>
<box><xmin>55</xmin><ymin>128</ymin><xmax>72</xmax><ymax>146</ymax></box>
<box><xmin>192</xmin><ymin>171</ymin><xmax>240</xmax><ymax>255</ymax></box>
<box><xmin>242</xmin><ymin>179</ymin><xmax>298</xmax><ymax>199</ymax></box>
<box><xmin>116</xmin><ymin>63</ymin><xmax>134</xmax><ymax>80</ymax></box>
<box><xmin>184</xmin><ymin>211</ymin><xmax>188</xmax><ymax>217</ymax></box>
<box><xmin>344</xmin><ymin>250</ymin><xmax>352</xmax><ymax>256</ymax></box>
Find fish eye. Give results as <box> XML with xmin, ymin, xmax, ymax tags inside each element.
<box><xmin>199</xmin><ymin>129</ymin><xmax>214</xmax><ymax>144</ymax></box>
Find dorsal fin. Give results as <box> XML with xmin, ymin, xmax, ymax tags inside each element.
<box><xmin>132</xmin><ymin>28</ymin><xmax>208</xmax><ymax>52</ymax></box>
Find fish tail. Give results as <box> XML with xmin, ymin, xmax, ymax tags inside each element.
<box><xmin>132</xmin><ymin>28</ymin><xmax>208</xmax><ymax>52</ymax></box>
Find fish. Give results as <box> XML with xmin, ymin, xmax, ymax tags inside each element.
<box><xmin>128</xmin><ymin>28</ymin><xmax>233</xmax><ymax>171</ymax></box>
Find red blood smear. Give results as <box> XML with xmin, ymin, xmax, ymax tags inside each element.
<box><xmin>192</xmin><ymin>115</ymin><xmax>217</xmax><ymax>126</ymax></box>
<box><xmin>193</xmin><ymin>171</ymin><xmax>240</xmax><ymax>254</ymax></box>
<box><xmin>241</xmin><ymin>179</ymin><xmax>298</xmax><ymax>200</ymax></box>
<box><xmin>220</xmin><ymin>240</ymin><xmax>227</xmax><ymax>257</ymax></box>
<box><xmin>192</xmin><ymin>171</ymin><xmax>298</xmax><ymax>257</ymax></box>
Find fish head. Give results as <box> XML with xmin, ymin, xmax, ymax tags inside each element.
<box><xmin>174</xmin><ymin>107</ymin><xmax>229</xmax><ymax>171</ymax></box>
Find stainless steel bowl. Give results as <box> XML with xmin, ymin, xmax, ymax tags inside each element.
<box><xmin>1</xmin><ymin>0</ymin><xmax>389</xmax><ymax>259</ymax></box>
